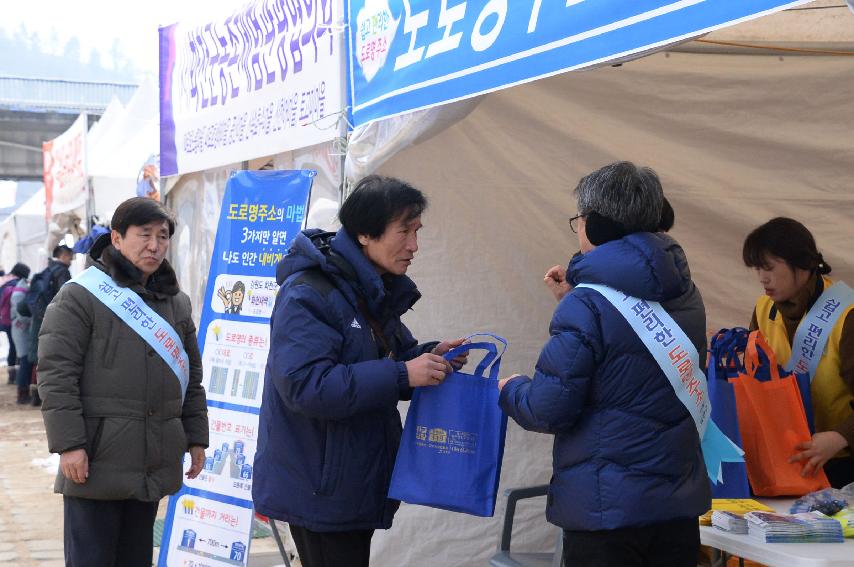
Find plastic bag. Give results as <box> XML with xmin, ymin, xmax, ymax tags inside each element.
<box><xmin>790</xmin><ymin>488</ymin><xmax>849</xmax><ymax>515</ymax></box>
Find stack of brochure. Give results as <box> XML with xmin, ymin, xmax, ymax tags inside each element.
<box><xmin>712</xmin><ymin>511</ymin><xmax>748</xmax><ymax>534</ymax></box>
<box><xmin>744</xmin><ymin>511</ymin><xmax>844</xmax><ymax>543</ymax></box>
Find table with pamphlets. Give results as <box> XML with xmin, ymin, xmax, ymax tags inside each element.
<box><xmin>700</xmin><ymin>499</ymin><xmax>854</xmax><ymax>566</ymax></box>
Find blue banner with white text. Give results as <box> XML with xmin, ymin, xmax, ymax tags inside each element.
<box><xmin>157</xmin><ymin>170</ymin><xmax>314</xmax><ymax>567</ymax></box>
<box><xmin>347</xmin><ymin>0</ymin><xmax>811</xmax><ymax>125</ymax></box>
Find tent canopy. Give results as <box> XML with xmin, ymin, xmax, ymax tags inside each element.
<box><xmin>343</xmin><ymin>22</ymin><xmax>854</xmax><ymax>567</ymax></box>
<box><xmin>160</xmin><ymin>5</ymin><xmax>854</xmax><ymax>566</ymax></box>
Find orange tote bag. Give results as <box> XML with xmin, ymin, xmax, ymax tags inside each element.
<box><xmin>729</xmin><ymin>331</ymin><xmax>830</xmax><ymax>496</ymax></box>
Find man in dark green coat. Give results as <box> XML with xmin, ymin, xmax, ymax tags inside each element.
<box><xmin>38</xmin><ymin>197</ymin><xmax>208</xmax><ymax>567</ymax></box>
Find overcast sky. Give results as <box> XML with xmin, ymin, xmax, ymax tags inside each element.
<box><xmin>1</xmin><ymin>0</ymin><xmax>243</xmax><ymax>80</ymax></box>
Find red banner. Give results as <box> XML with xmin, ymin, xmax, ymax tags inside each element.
<box><xmin>43</xmin><ymin>113</ymin><xmax>88</xmax><ymax>220</ymax></box>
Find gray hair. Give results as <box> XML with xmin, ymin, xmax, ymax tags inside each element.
<box><xmin>574</xmin><ymin>161</ymin><xmax>663</xmax><ymax>233</ymax></box>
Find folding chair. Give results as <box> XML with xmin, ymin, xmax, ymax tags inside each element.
<box><xmin>489</xmin><ymin>485</ymin><xmax>564</xmax><ymax>567</ymax></box>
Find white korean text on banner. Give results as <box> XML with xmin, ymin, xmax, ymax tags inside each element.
<box><xmin>159</xmin><ymin>0</ymin><xmax>345</xmax><ymax>177</ymax></box>
<box><xmin>43</xmin><ymin>113</ymin><xmax>88</xmax><ymax>219</ymax></box>
<box><xmin>158</xmin><ymin>169</ymin><xmax>314</xmax><ymax>567</ymax></box>
<box><xmin>347</xmin><ymin>0</ymin><xmax>810</xmax><ymax>126</ymax></box>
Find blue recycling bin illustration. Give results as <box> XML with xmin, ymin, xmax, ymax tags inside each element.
<box><xmin>234</xmin><ymin>440</ymin><xmax>244</xmax><ymax>454</ymax></box>
<box><xmin>181</xmin><ymin>529</ymin><xmax>197</xmax><ymax>549</ymax></box>
<box><xmin>240</xmin><ymin>464</ymin><xmax>252</xmax><ymax>480</ymax></box>
<box><xmin>230</xmin><ymin>541</ymin><xmax>246</xmax><ymax>562</ymax></box>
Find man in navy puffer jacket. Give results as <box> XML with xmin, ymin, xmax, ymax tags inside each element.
<box><xmin>499</xmin><ymin>162</ymin><xmax>711</xmax><ymax>566</ymax></box>
<box><xmin>253</xmin><ymin>175</ymin><xmax>465</xmax><ymax>567</ymax></box>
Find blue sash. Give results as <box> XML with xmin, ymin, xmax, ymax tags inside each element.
<box><xmin>785</xmin><ymin>281</ymin><xmax>854</xmax><ymax>380</ymax></box>
<box><xmin>576</xmin><ymin>283</ymin><xmax>744</xmax><ymax>484</ymax></box>
<box><xmin>68</xmin><ymin>267</ymin><xmax>190</xmax><ymax>401</ymax></box>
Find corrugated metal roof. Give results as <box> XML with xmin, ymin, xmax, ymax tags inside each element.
<box><xmin>0</xmin><ymin>76</ymin><xmax>138</xmax><ymax>114</ymax></box>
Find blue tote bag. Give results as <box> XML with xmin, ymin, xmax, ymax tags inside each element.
<box><xmin>388</xmin><ymin>334</ymin><xmax>508</xmax><ymax>517</ymax></box>
<box><xmin>707</xmin><ymin>328</ymin><xmax>752</xmax><ymax>498</ymax></box>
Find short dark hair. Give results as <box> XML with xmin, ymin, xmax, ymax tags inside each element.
<box><xmin>111</xmin><ymin>197</ymin><xmax>176</xmax><ymax>237</ymax></box>
<box><xmin>52</xmin><ymin>245</ymin><xmax>73</xmax><ymax>258</ymax></box>
<box><xmin>10</xmin><ymin>262</ymin><xmax>30</xmax><ymax>279</ymax></box>
<box><xmin>339</xmin><ymin>175</ymin><xmax>427</xmax><ymax>239</ymax></box>
<box><xmin>743</xmin><ymin>217</ymin><xmax>830</xmax><ymax>274</ymax></box>
<box><xmin>232</xmin><ymin>281</ymin><xmax>245</xmax><ymax>293</ymax></box>
<box><xmin>658</xmin><ymin>196</ymin><xmax>675</xmax><ymax>232</ymax></box>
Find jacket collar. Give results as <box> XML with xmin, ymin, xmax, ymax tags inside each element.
<box><xmin>329</xmin><ymin>228</ymin><xmax>421</xmax><ymax>318</ymax></box>
<box><xmin>569</xmin><ymin>232</ymin><xmax>691</xmax><ymax>302</ymax></box>
<box><xmin>88</xmin><ymin>233</ymin><xmax>180</xmax><ymax>299</ymax></box>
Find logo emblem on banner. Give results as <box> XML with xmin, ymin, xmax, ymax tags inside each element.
<box><xmin>356</xmin><ymin>0</ymin><xmax>397</xmax><ymax>82</ymax></box>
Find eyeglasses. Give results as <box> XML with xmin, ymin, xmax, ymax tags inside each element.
<box><xmin>568</xmin><ymin>214</ymin><xmax>584</xmax><ymax>234</ymax></box>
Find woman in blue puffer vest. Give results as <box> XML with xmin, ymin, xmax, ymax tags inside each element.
<box><xmin>499</xmin><ymin>162</ymin><xmax>711</xmax><ymax>566</ymax></box>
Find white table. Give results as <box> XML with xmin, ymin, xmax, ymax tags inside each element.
<box><xmin>700</xmin><ymin>499</ymin><xmax>854</xmax><ymax>567</ymax></box>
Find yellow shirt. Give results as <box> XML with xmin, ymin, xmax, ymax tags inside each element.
<box><xmin>753</xmin><ymin>275</ymin><xmax>854</xmax><ymax>444</ymax></box>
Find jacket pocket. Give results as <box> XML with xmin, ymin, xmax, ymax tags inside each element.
<box><xmin>91</xmin><ymin>416</ymin><xmax>145</xmax><ymax>472</ymax></box>
<box><xmin>317</xmin><ymin>423</ymin><xmax>342</xmax><ymax>495</ymax></box>
<box><xmin>86</xmin><ymin>417</ymin><xmax>105</xmax><ymax>463</ymax></box>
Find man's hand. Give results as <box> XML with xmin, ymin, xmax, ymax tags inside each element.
<box><xmin>60</xmin><ymin>448</ymin><xmax>89</xmax><ymax>485</ymax></box>
<box><xmin>498</xmin><ymin>374</ymin><xmax>522</xmax><ymax>391</ymax></box>
<box><xmin>789</xmin><ymin>431</ymin><xmax>848</xmax><ymax>477</ymax></box>
<box><xmin>406</xmin><ymin>353</ymin><xmax>452</xmax><ymax>387</ymax></box>
<box><xmin>186</xmin><ymin>446</ymin><xmax>207</xmax><ymax>479</ymax></box>
<box><xmin>544</xmin><ymin>265</ymin><xmax>572</xmax><ymax>302</ymax></box>
<box><xmin>432</xmin><ymin>337</ymin><xmax>468</xmax><ymax>371</ymax></box>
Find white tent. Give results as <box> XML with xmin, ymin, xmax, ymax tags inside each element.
<box><xmin>339</xmin><ymin>7</ymin><xmax>854</xmax><ymax>567</ymax></box>
<box><xmin>0</xmin><ymin>186</ymin><xmax>48</xmax><ymax>273</ymax></box>
<box><xmin>162</xmin><ymin>4</ymin><xmax>854</xmax><ymax>566</ymax></box>
<box><xmin>88</xmin><ymin>79</ymin><xmax>159</xmax><ymax>222</ymax></box>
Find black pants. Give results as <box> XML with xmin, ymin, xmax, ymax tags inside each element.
<box><xmin>289</xmin><ymin>525</ymin><xmax>374</xmax><ymax>567</ymax></box>
<box><xmin>3</xmin><ymin>328</ymin><xmax>15</xmax><ymax>367</ymax></box>
<box><xmin>563</xmin><ymin>518</ymin><xmax>700</xmax><ymax>567</ymax></box>
<box><xmin>63</xmin><ymin>496</ymin><xmax>159</xmax><ymax>567</ymax></box>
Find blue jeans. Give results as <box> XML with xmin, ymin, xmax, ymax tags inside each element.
<box><xmin>16</xmin><ymin>354</ymin><xmax>32</xmax><ymax>390</ymax></box>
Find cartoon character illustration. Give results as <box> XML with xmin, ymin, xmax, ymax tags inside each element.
<box><xmin>217</xmin><ymin>281</ymin><xmax>245</xmax><ymax>314</ymax></box>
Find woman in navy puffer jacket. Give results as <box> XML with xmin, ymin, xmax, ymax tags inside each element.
<box><xmin>499</xmin><ymin>162</ymin><xmax>711</xmax><ymax>566</ymax></box>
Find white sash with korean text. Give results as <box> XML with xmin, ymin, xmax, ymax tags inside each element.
<box><xmin>68</xmin><ymin>267</ymin><xmax>190</xmax><ymax>401</ymax></box>
<box><xmin>786</xmin><ymin>281</ymin><xmax>854</xmax><ymax>380</ymax></box>
<box><xmin>576</xmin><ymin>283</ymin><xmax>743</xmax><ymax>483</ymax></box>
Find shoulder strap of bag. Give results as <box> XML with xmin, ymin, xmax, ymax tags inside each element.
<box><xmin>786</xmin><ymin>281</ymin><xmax>854</xmax><ymax>379</ymax></box>
<box><xmin>356</xmin><ymin>296</ymin><xmax>395</xmax><ymax>360</ymax></box>
<box><xmin>575</xmin><ymin>283</ymin><xmax>744</xmax><ymax>483</ymax></box>
<box><xmin>67</xmin><ymin>267</ymin><xmax>190</xmax><ymax>401</ymax></box>
<box><xmin>293</xmin><ymin>268</ymin><xmax>395</xmax><ymax>360</ymax></box>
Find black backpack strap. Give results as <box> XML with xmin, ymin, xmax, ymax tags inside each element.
<box><xmin>289</xmin><ymin>268</ymin><xmax>395</xmax><ymax>360</ymax></box>
<box><xmin>289</xmin><ymin>269</ymin><xmax>336</xmax><ymax>299</ymax></box>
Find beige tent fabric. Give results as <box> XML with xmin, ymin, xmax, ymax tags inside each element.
<box><xmin>370</xmin><ymin>50</ymin><xmax>854</xmax><ymax>566</ymax></box>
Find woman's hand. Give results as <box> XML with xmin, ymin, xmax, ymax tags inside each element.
<box><xmin>498</xmin><ymin>374</ymin><xmax>521</xmax><ymax>391</ymax></box>
<box><xmin>789</xmin><ymin>431</ymin><xmax>848</xmax><ymax>477</ymax></box>
<box><xmin>544</xmin><ymin>265</ymin><xmax>571</xmax><ymax>302</ymax></box>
